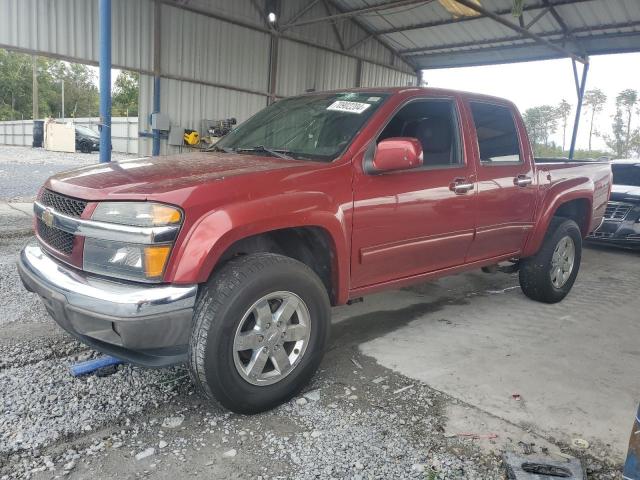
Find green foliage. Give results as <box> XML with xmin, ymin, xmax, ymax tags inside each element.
<box><xmin>582</xmin><ymin>88</ymin><xmax>607</xmax><ymax>151</ymax></box>
<box><xmin>532</xmin><ymin>143</ymin><xmax>609</xmax><ymax>160</ymax></box>
<box><xmin>523</xmin><ymin>105</ymin><xmax>559</xmax><ymax>147</ymax></box>
<box><xmin>0</xmin><ymin>48</ymin><xmax>99</xmax><ymax>120</ymax></box>
<box><xmin>556</xmin><ymin>99</ymin><xmax>572</xmax><ymax>151</ymax></box>
<box><xmin>112</xmin><ymin>71</ymin><xmax>139</xmax><ymax>116</ymax></box>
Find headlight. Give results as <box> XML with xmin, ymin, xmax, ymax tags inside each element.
<box><xmin>92</xmin><ymin>202</ymin><xmax>181</xmax><ymax>226</ymax></box>
<box><xmin>83</xmin><ymin>202</ymin><xmax>182</xmax><ymax>282</ymax></box>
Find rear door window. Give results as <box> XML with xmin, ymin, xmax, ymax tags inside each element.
<box><xmin>469</xmin><ymin>102</ymin><xmax>521</xmax><ymax>164</ymax></box>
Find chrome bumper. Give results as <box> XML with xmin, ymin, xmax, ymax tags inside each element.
<box><xmin>18</xmin><ymin>243</ymin><xmax>197</xmax><ymax>367</ymax></box>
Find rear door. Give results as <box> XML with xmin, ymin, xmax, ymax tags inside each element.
<box><xmin>464</xmin><ymin>100</ymin><xmax>537</xmax><ymax>262</ymax></box>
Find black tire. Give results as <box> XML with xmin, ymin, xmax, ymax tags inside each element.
<box><xmin>519</xmin><ymin>218</ymin><xmax>582</xmax><ymax>303</ymax></box>
<box><xmin>79</xmin><ymin>142</ymin><xmax>91</xmax><ymax>153</ymax></box>
<box><xmin>189</xmin><ymin>253</ymin><xmax>331</xmax><ymax>414</ymax></box>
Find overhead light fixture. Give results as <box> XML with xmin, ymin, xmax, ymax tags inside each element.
<box><xmin>267</xmin><ymin>12</ymin><xmax>277</xmax><ymax>23</ymax></box>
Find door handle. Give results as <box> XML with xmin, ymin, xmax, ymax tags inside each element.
<box><xmin>514</xmin><ymin>175</ymin><xmax>533</xmax><ymax>187</ymax></box>
<box><xmin>449</xmin><ymin>178</ymin><xmax>474</xmax><ymax>194</ymax></box>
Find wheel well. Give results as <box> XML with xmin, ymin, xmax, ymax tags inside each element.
<box><xmin>553</xmin><ymin>198</ymin><xmax>591</xmax><ymax>236</ymax></box>
<box><xmin>216</xmin><ymin>227</ymin><xmax>337</xmax><ymax>305</ymax></box>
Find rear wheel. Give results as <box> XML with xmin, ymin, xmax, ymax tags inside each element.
<box><xmin>189</xmin><ymin>253</ymin><xmax>331</xmax><ymax>413</ymax></box>
<box><xmin>519</xmin><ymin>218</ymin><xmax>582</xmax><ymax>303</ymax></box>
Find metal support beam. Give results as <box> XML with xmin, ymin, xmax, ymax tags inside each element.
<box><xmin>324</xmin><ymin>0</ymin><xmax>415</xmax><ymax>70</ymax></box>
<box><xmin>542</xmin><ymin>0</ymin><xmax>586</xmax><ymax>55</ymax></box>
<box><xmin>449</xmin><ymin>0</ymin><xmax>587</xmax><ymax>63</ymax></box>
<box><xmin>32</xmin><ymin>55</ymin><xmax>38</xmax><ymax>120</ymax></box>
<box><xmin>280</xmin><ymin>0</ymin><xmax>321</xmax><ymax>31</ymax></box>
<box><xmin>374</xmin><ymin>0</ymin><xmax>592</xmax><ymax>36</ymax></box>
<box><xmin>346</xmin><ymin>33</ymin><xmax>372</xmax><ymax>52</ymax></box>
<box><xmin>525</xmin><ymin>6</ymin><xmax>551</xmax><ymax>29</ymax></box>
<box><xmin>284</xmin><ymin>0</ymin><xmax>430</xmax><ymax>29</ymax></box>
<box><xmin>267</xmin><ymin>34</ymin><xmax>279</xmax><ymax>104</ymax></box>
<box><xmin>152</xmin><ymin>0</ymin><xmax>161</xmax><ymax>156</ymax></box>
<box><xmin>355</xmin><ymin>59</ymin><xmax>362</xmax><ymax>87</ymax></box>
<box><xmin>400</xmin><ymin>20</ymin><xmax>640</xmax><ymax>56</ymax></box>
<box><xmin>321</xmin><ymin>0</ymin><xmax>346</xmax><ymax>51</ymax></box>
<box><xmin>569</xmin><ymin>60</ymin><xmax>589</xmax><ymax>159</ymax></box>
<box><xmin>98</xmin><ymin>0</ymin><xmax>112</xmax><ymax>163</ymax></box>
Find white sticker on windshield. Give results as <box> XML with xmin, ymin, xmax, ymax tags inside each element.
<box><xmin>327</xmin><ymin>101</ymin><xmax>371</xmax><ymax>114</ymax></box>
<box><xmin>367</xmin><ymin>96</ymin><xmax>381</xmax><ymax>102</ymax></box>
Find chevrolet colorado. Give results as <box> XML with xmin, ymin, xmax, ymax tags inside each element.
<box><xmin>18</xmin><ymin>87</ymin><xmax>612</xmax><ymax>413</ymax></box>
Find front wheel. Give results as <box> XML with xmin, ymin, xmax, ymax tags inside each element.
<box><xmin>519</xmin><ymin>218</ymin><xmax>582</xmax><ymax>304</ymax></box>
<box><xmin>189</xmin><ymin>253</ymin><xmax>331</xmax><ymax>413</ymax></box>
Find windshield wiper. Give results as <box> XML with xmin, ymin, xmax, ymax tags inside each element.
<box><xmin>236</xmin><ymin>145</ymin><xmax>293</xmax><ymax>160</ymax></box>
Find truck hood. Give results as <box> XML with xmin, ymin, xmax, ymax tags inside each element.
<box><xmin>46</xmin><ymin>152</ymin><xmax>310</xmax><ymax>200</ymax></box>
<box><xmin>610</xmin><ymin>184</ymin><xmax>640</xmax><ymax>202</ymax></box>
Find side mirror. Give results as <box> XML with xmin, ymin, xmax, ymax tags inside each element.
<box><xmin>371</xmin><ymin>137</ymin><xmax>423</xmax><ymax>173</ymax></box>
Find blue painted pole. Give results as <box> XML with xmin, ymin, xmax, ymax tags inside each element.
<box><xmin>152</xmin><ymin>76</ymin><xmax>161</xmax><ymax>156</ymax></box>
<box><xmin>99</xmin><ymin>0</ymin><xmax>112</xmax><ymax>163</ymax></box>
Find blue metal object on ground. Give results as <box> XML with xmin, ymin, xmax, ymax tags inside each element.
<box><xmin>70</xmin><ymin>355</ymin><xmax>123</xmax><ymax>377</ymax></box>
<box><xmin>623</xmin><ymin>405</ymin><xmax>640</xmax><ymax>480</ymax></box>
<box><xmin>99</xmin><ymin>0</ymin><xmax>112</xmax><ymax>163</ymax></box>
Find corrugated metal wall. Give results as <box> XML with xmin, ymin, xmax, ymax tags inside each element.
<box><xmin>1</xmin><ymin>0</ymin><xmax>417</xmax><ymax>155</ymax></box>
<box><xmin>0</xmin><ymin>117</ymin><xmax>139</xmax><ymax>153</ymax></box>
<box><xmin>0</xmin><ymin>0</ymin><xmax>154</xmax><ymax>72</ymax></box>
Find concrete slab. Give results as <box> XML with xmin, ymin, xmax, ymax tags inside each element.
<box><xmin>359</xmin><ymin>245</ymin><xmax>640</xmax><ymax>461</ymax></box>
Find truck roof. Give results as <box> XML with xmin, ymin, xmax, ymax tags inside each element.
<box><xmin>310</xmin><ymin>86</ymin><xmax>516</xmax><ymax>108</ymax></box>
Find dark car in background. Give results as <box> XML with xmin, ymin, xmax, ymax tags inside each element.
<box><xmin>75</xmin><ymin>125</ymin><xmax>100</xmax><ymax>153</ymax></box>
<box><xmin>588</xmin><ymin>159</ymin><xmax>640</xmax><ymax>248</ymax></box>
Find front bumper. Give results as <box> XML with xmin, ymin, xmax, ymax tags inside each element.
<box><xmin>18</xmin><ymin>243</ymin><xmax>197</xmax><ymax>367</ymax></box>
<box><xmin>587</xmin><ymin>219</ymin><xmax>640</xmax><ymax>248</ymax></box>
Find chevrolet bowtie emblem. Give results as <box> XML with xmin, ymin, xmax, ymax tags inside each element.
<box><xmin>41</xmin><ymin>208</ymin><xmax>55</xmax><ymax>228</ymax></box>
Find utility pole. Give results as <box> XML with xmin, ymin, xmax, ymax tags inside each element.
<box><xmin>60</xmin><ymin>80</ymin><xmax>65</xmax><ymax>119</ymax></box>
<box><xmin>32</xmin><ymin>56</ymin><xmax>38</xmax><ymax>120</ymax></box>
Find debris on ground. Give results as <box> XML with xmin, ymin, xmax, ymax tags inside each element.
<box><xmin>503</xmin><ymin>452</ymin><xmax>585</xmax><ymax>479</ymax></box>
<box><xmin>572</xmin><ymin>438</ymin><xmax>590</xmax><ymax>450</ymax></box>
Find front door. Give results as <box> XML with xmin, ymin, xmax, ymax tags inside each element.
<box><xmin>351</xmin><ymin>98</ymin><xmax>476</xmax><ymax>289</ymax></box>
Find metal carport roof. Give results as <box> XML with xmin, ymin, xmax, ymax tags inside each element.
<box><xmin>289</xmin><ymin>0</ymin><xmax>640</xmax><ymax>69</ymax></box>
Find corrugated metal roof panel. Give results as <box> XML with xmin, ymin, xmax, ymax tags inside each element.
<box><xmin>335</xmin><ymin>0</ymin><xmax>640</xmax><ymax>68</ymax></box>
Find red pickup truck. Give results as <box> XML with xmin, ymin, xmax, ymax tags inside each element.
<box><xmin>18</xmin><ymin>87</ymin><xmax>611</xmax><ymax>413</ymax></box>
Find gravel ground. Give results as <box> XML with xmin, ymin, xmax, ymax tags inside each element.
<box><xmin>0</xmin><ymin>232</ymin><xmax>623</xmax><ymax>479</ymax></box>
<box><xmin>0</xmin><ymin>146</ymin><xmax>137</xmax><ymax>201</ymax></box>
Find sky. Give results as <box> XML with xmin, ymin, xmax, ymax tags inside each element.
<box><xmin>422</xmin><ymin>52</ymin><xmax>640</xmax><ymax>151</ymax></box>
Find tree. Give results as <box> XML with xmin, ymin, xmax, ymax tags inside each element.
<box><xmin>112</xmin><ymin>71</ymin><xmax>139</xmax><ymax>116</ymax></box>
<box><xmin>556</xmin><ymin>99</ymin><xmax>572</xmax><ymax>151</ymax></box>
<box><xmin>582</xmin><ymin>88</ymin><xmax>607</xmax><ymax>151</ymax></box>
<box><xmin>605</xmin><ymin>108</ymin><xmax>626</xmax><ymax>158</ymax></box>
<box><xmin>523</xmin><ymin>105</ymin><xmax>559</xmax><ymax>153</ymax></box>
<box><xmin>0</xmin><ymin>48</ymin><xmax>99</xmax><ymax>120</ymax></box>
<box><xmin>616</xmin><ymin>89</ymin><xmax>638</xmax><ymax>156</ymax></box>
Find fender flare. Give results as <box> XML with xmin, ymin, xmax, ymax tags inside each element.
<box><xmin>165</xmin><ymin>193</ymin><xmax>351</xmax><ymax>304</ymax></box>
<box><xmin>523</xmin><ymin>177</ymin><xmax>593</xmax><ymax>257</ymax></box>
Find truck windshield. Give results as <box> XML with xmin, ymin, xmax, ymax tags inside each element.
<box><xmin>216</xmin><ymin>92</ymin><xmax>388</xmax><ymax>162</ymax></box>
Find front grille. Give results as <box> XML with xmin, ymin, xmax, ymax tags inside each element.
<box><xmin>37</xmin><ymin>218</ymin><xmax>74</xmax><ymax>254</ymax></box>
<box><xmin>603</xmin><ymin>201</ymin><xmax>633</xmax><ymax>221</ymax></box>
<box><xmin>40</xmin><ymin>189</ymin><xmax>87</xmax><ymax>217</ymax></box>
